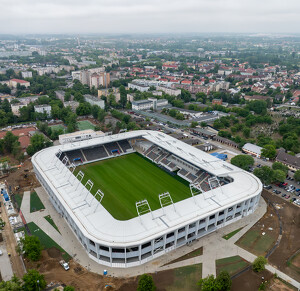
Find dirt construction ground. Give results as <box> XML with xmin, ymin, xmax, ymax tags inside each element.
<box><xmin>262</xmin><ymin>190</ymin><xmax>300</xmax><ymax>282</ymax></box>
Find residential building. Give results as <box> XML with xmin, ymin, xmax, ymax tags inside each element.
<box><xmin>212</xmin><ymin>99</ymin><xmax>222</xmax><ymax>105</ymax></box>
<box><xmin>156</xmin><ymin>85</ymin><xmax>181</xmax><ymax>96</ymax></box>
<box><xmin>84</xmin><ymin>95</ymin><xmax>105</xmax><ymax>109</ymax></box>
<box><xmin>132</xmin><ymin>98</ymin><xmax>168</xmax><ymax>111</ymax></box>
<box><xmin>63</xmin><ymin>101</ymin><xmax>80</xmax><ymax>113</ymax></box>
<box><xmin>55</xmin><ymin>91</ymin><xmax>65</xmax><ymax>101</ymax></box>
<box><xmin>21</xmin><ymin>71</ymin><xmax>32</xmax><ymax>78</ymax></box>
<box><xmin>128</xmin><ymin>82</ymin><xmax>150</xmax><ymax>92</ymax></box>
<box><xmin>276</xmin><ymin>148</ymin><xmax>300</xmax><ymax>171</ymax></box>
<box><xmin>242</xmin><ymin>143</ymin><xmax>263</xmax><ymax>158</ymax></box>
<box><xmin>9</xmin><ymin>79</ymin><xmax>30</xmax><ymax>88</ymax></box>
<box><xmin>11</xmin><ymin>103</ymin><xmax>27</xmax><ymax>116</ymax></box>
<box><xmin>34</xmin><ymin>104</ymin><xmax>52</xmax><ymax>117</ymax></box>
<box><xmin>90</xmin><ymin>72</ymin><xmax>110</xmax><ymax>88</ymax></box>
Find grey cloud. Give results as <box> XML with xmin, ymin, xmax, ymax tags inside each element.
<box><xmin>0</xmin><ymin>0</ymin><xmax>300</xmax><ymax>34</ymax></box>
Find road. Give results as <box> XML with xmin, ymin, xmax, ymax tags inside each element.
<box><xmin>0</xmin><ymin>197</ymin><xmax>25</xmax><ymax>279</ymax></box>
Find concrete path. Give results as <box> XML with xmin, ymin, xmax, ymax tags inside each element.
<box><xmin>20</xmin><ymin>188</ymin><xmax>300</xmax><ymax>289</ymax></box>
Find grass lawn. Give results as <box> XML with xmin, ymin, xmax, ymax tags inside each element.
<box><xmin>50</xmin><ymin>124</ymin><xmax>65</xmax><ymax>131</ymax></box>
<box><xmin>44</xmin><ymin>215</ymin><xmax>60</xmax><ymax>233</ymax></box>
<box><xmin>166</xmin><ymin>264</ymin><xmax>202</xmax><ymax>291</ymax></box>
<box><xmin>165</xmin><ymin>247</ymin><xmax>203</xmax><ymax>266</ymax></box>
<box><xmin>222</xmin><ymin>227</ymin><xmax>243</xmax><ymax>240</ymax></box>
<box><xmin>30</xmin><ymin>192</ymin><xmax>45</xmax><ymax>213</ymax></box>
<box><xmin>236</xmin><ymin>229</ymin><xmax>276</xmax><ymax>256</ymax></box>
<box><xmin>14</xmin><ymin>193</ymin><xmax>23</xmax><ymax>209</ymax></box>
<box><xmin>26</xmin><ymin>222</ymin><xmax>71</xmax><ymax>261</ymax></box>
<box><xmin>77</xmin><ymin>120</ymin><xmax>95</xmax><ymax>131</ymax></box>
<box><xmin>76</xmin><ymin>153</ymin><xmax>191</xmax><ymax>220</ymax></box>
<box><xmin>216</xmin><ymin>256</ymin><xmax>249</xmax><ymax>276</ymax></box>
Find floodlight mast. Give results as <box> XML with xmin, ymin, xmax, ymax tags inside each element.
<box><xmin>93</xmin><ymin>189</ymin><xmax>105</xmax><ymax>213</ymax></box>
<box><xmin>159</xmin><ymin>192</ymin><xmax>176</xmax><ymax>214</ymax></box>
<box><xmin>84</xmin><ymin>179</ymin><xmax>94</xmax><ymax>203</ymax></box>
<box><xmin>136</xmin><ymin>199</ymin><xmax>153</xmax><ymax>224</ymax></box>
<box><xmin>75</xmin><ymin>171</ymin><xmax>84</xmax><ymax>190</ymax></box>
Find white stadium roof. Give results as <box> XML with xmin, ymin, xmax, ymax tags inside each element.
<box><xmin>32</xmin><ymin>130</ymin><xmax>262</xmax><ymax>247</ymax></box>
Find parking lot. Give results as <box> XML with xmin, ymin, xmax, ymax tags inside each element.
<box><xmin>263</xmin><ymin>176</ymin><xmax>300</xmax><ymax>206</ymax></box>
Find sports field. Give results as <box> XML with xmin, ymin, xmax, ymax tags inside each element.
<box><xmin>77</xmin><ymin>120</ymin><xmax>95</xmax><ymax>131</ymax></box>
<box><xmin>76</xmin><ymin>153</ymin><xmax>191</xmax><ymax>220</ymax></box>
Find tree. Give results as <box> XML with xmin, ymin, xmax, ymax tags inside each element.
<box><xmin>119</xmin><ymin>85</ymin><xmax>127</xmax><ymax>108</ymax></box>
<box><xmin>18</xmin><ymin>236</ymin><xmax>42</xmax><ymax>261</ymax></box>
<box><xmin>243</xmin><ymin>127</ymin><xmax>251</xmax><ymax>138</ymax></box>
<box><xmin>261</xmin><ymin>145</ymin><xmax>277</xmax><ymax>159</ymax></box>
<box><xmin>294</xmin><ymin>170</ymin><xmax>300</xmax><ymax>182</ymax></box>
<box><xmin>215</xmin><ymin>271</ymin><xmax>232</xmax><ymax>291</ymax></box>
<box><xmin>76</xmin><ymin>102</ymin><xmax>91</xmax><ymax>116</ymax></box>
<box><xmin>64</xmin><ymin>286</ymin><xmax>75</xmax><ymax>291</ymax></box>
<box><xmin>137</xmin><ymin>274</ymin><xmax>156</xmax><ymax>291</ymax></box>
<box><xmin>252</xmin><ymin>256</ymin><xmax>267</xmax><ymax>272</ymax></box>
<box><xmin>3</xmin><ymin>131</ymin><xmax>19</xmax><ymax>153</ymax></box>
<box><xmin>26</xmin><ymin>133</ymin><xmax>52</xmax><ymax>156</ymax></box>
<box><xmin>272</xmin><ymin>169</ymin><xmax>286</xmax><ymax>183</ymax></box>
<box><xmin>23</xmin><ymin>269</ymin><xmax>47</xmax><ymax>291</ymax></box>
<box><xmin>231</xmin><ymin>155</ymin><xmax>254</xmax><ymax>171</ymax></box>
<box><xmin>272</xmin><ymin>162</ymin><xmax>288</xmax><ymax>175</ymax></box>
<box><xmin>190</xmin><ymin>121</ymin><xmax>198</xmax><ymax>128</ymax></box>
<box><xmin>0</xmin><ymin>274</ymin><xmax>22</xmax><ymax>290</ymax></box>
<box><xmin>254</xmin><ymin>166</ymin><xmax>273</xmax><ymax>185</ymax></box>
<box><xmin>97</xmin><ymin>109</ymin><xmax>106</xmax><ymax>122</ymax></box>
<box><xmin>197</xmin><ymin>275</ymin><xmax>218</xmax><ymax>291</ymax></box>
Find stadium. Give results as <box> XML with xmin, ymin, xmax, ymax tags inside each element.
<box><xmin>32</xmin><ymin>130</ymin><xmax>262</xmax><ymax>268</ymax></box>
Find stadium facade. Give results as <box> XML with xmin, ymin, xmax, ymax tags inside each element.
<box><xmin>32</xmin><ymin>130</ymin><xmax>262</xmax><ymax>268</ymax></box>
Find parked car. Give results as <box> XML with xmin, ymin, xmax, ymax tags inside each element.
<box><xmin>285</xmin><ymin>195</ymin><xmax>290</xmax><ymax>199</ymax></box>
<box><xmin>282</xmin><ymin>193</ymin><xmax>286</xmax><ymax>198</ymax></box>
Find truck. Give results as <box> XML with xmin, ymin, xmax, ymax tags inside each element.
<box><xmin>59</xmin><ymin>260</ymin><xmax>69</xmax><ymax>271</ymax></box>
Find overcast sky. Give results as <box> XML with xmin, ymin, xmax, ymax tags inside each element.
<box><xmin>1</xmin><ymin>0</ymin><xmax>300</xmax><ymax>34</ymax></box>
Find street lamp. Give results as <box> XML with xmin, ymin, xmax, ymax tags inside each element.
<box><xmin>37</xmin><ymin>279</ymin><xmax>40</xmax><ymax>291</ymax></box>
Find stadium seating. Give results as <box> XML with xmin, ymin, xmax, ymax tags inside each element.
<box><xmin>65</xmin><ymin>150</ymin><xmax>86</xmax><ymax>163</ymax></box>
<box><xmin>104</xmin><ymin>142</ymin><xmax>122</xmax><ymax>155</ymax></box>
<box><xmin>118</xmin><ymin>140</ymin><xmax>132</xmax><ymax>152</ymax></box>
<box><xmin>148</xmin><ymin>151</ymin><xmax>159</xmax><ymax>161</ymax></box>
<box><xmin>82</xmin><ymin>145</ymin><xmax>108</xmax><ymax>161</ymax></box>
<box><xmin>178</xmin><ymin>168</ymin><xmax>188</xmax><ymax>176</ymax></box>
<box><xmin>186</xmin><ymin>173</ymin><xmax>197</xmax><ymax>182</ymax></box>
<box><xmin>161</xmin><ymin>158</ymin><xmax>171</xmax><ymax>166</ymax></box>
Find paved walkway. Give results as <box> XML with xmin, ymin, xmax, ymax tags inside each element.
<box><xmin>20</xmin><ymin>188</ymin><xmax>300</xmax><ymax>289</ymax></box>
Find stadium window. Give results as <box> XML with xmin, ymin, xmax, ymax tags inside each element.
<box><xmin>217</xmin><ymin>220</ymin><xmax>223</xmax><ymax>225</ymax></box>
<box><xmin>89</xmin><ymin>240</ymin><xmax>95</xmax><ymax>246</ymax></box>
<box><xmin>100</xmin><ymin>246</ymin><xmax>109</xmax><ymax>252</ymax></box>
<box><xmin>166</xmin><ymin>232</ymin><xmax>174</xmax><ymax>238</ymax></box>
<box><xmin>199</xmin><ymin>219</ymin><xmax>205</xmax><ymax>224</ymax></box>
<box><xmin>209</xmin><ymin>214</ymin><xmax>215</xmax><ymax>220</ymax></box>
<box><xmin>228</xmin><ymin>207</ymin><xmax>233</xmax><ymax>212</ymax></box>
<box><xmin>112</xmin><ymin>248</ymin><xmax>125</xmax><ymax>253</ymax></box>
<box><xmin>142</xmin><ymin>242</ymin><xmax>151</xmax><ymax>249</ymax></box>
<box><xmin>178</xmin><ymin>227</ymin><xmax>185</xmax><ymax>233</ymax></box>
<box><xmin>219</xmin><ymin>210</ymin><xmax>224</xmax><ymax>216</ymax></box>
<box><xmin>189</xmin><ymin>223</ymin><xmax>196</xmax><ymax>228</ymax></box>
<box><xmin>126</xmin><ymin>247</ymin><xmax>138</xmax><ymax>252</ymax></box>
<box><xmin>235</xmin><ymin>212</ymin><xmax>241</xmax><ymax>217</ymax></box>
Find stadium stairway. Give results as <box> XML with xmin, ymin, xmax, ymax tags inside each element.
<box><xmin>116</xmin><ymin>141</ymin><xmax>124</xmax><ymax>154</ymax></box>
<box><xmin>103</xmin><ymin>145</ymin><xmax>110</xmax><ymax>156</ymax></box>
<box><xmin>80</xmin><ymin>149</ymin><xmax>88</xmax><ymax>162</ymax></box>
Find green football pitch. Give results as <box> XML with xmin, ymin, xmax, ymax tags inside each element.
<box><xmin>76</xmin><ymin>153</ymin><xmax>191</xmax><ymax>220</ymax></box>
